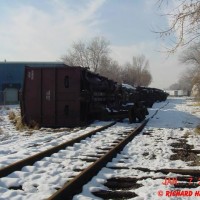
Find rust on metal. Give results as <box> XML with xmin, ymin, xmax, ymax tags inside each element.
<box><xmin>0</xmin><ymin>121</ymin><xmax>116</xmax><ymax>178</ymax></box>
<box><xmin>47</xmin><ymin>119</ymin><xmax>148</xmax><ymax>200</ymax></box>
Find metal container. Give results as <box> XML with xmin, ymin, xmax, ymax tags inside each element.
<box><xmin>21</xmin><ymin>66</ymin><xmax>83</xmax><ymax>127</ymax></box>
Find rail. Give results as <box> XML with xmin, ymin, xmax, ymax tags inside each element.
<box><xmin>0</xmin><ymin>121</ymin><xmax>116</xmax><ymax>178</ymax></box>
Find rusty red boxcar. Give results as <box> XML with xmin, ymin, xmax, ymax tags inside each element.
<box><xmin>21</xmin><ymin>65</ymin><xmax>88</xmax><ymax>127</ymax></box>
<box><xmin>21</xmin><ymin>65</ymin><xmax>118</xmax><ymax>127</ymax></box>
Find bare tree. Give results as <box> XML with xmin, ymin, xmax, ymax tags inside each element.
<box><xmin>132</xmin><ymin>55</ymin><xmax>152</xmax><ymax>86</ymax></box>
<box><xmin>169</xmin><ymin>83</ymin><xmax>180</xmax><ymax>90</ymax></box>
<box><xmin>122</xmin><ymin>63</ymin><xmax>138</xmax><ymax>86</ymax></box>
<box><xmin>98</xmin><ymin>56</ymin><xmax>122</xmax><ymax>83</ymax></box>
<box><xmin>62</xmin><ymin>37</ymin><xmax>110</xmax><ymax>73</ymax></box>
<box><xmin>122</xmin><ymin>55</ymin><xmax>152</xmax><ymax>87</ymax></box>
<box><xmin>179</xmin><ymin>68</ymin><xmax>195</xmax><ymax>91</ymax></box>
<box><xmin>140</xmin><ymin>68</ymin><xmax>152</xmax><ymax>87</ymax></box>
<box><xmin>180</xmin><ymin>43</ymin><xmax>200</xmax><ymax>67</ymax></box>
<box><xmin>178</xmin><ymin>43</ymin><xmax>200</xmax><ymax>95</ymax></box>
<box><xmin>156</xmin><ymin>0</ymin><xmax>200</xmax><ymax>53</ymax></box>
<box><xmin>168</xmin><ymin>68</ymin><xmax>194</xmax><ymax>92</ymax></box>
<box><xmin>88</xmin><ymin>37</ymin><xmax>110</xmax><ymax>72</ymax></box>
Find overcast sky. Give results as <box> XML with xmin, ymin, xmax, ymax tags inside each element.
<box><xmin>0</xmin><ymin>0</ymin><xmax>189</xmax><ymax>89</ymax></box>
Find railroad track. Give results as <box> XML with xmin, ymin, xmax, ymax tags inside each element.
<box><xmin>0</xmin><ymin>121</ymin><xmax>116</xmax><ymax>178</ymax></box>
<box><xmin>0</xmin><ymin>120</ymin><xmax>141</xmax><ymax>199</ymax></box>
<box><xmin>47</xmin><ymin>119</ymin><xmax>149</xmax><ymax>200</ymax></box>
<box><xmin>0</xmin><ymin>102</ymin><xmax>169</xmax><ymax>199</ymax></box>
<box><xmin>71</xmin><ymin>101</ymin><xmax>200</xmax><ymax>200</ymax></box>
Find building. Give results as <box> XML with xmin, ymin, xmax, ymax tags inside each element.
<box><xmin>0</xmin><ymin>62</ymin><xmax>64</xmax><ymax>104</ymax></box>
<box><xmin>165</xmin><ymin>90</ymin><xmax>189</xmax><ymax>97</ymax></box>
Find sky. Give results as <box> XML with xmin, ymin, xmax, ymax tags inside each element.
<box><xmin>0</xmin><ymin>0</ymin><xmax>189</xmax><ymax>89</ymax></box>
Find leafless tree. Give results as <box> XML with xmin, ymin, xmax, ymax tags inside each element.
<box><xmin>169</xmin><ymin>83</ymin><xmax>180</xmax><ymax>90</ymax></box>
<box><xmin>168</xmin><ymin>67</ymin><xmax>194</xmax><ymax>92</ymax></box>
<box><xmin>132</xmin><ymin>55</ymin><xmax>152</xmax><ymax>86</ymax></box>
<box><xmin>122</xmin><ymin>55</ymin><xmax>152</xmax><ymax>87</ymax></box>
<box><xmin>180</xmin><ymin>43</ymin><xmax>200</xmax><ymax>67</ymax></box>
<box><xmin>121</xmin><ymin>63</ymin><xmax>138</xmax><ymax>86</ymax></box>
<box><xmin>179</xmin><ymin>68</ymin><xmax>196</xmax><ymax>91</ymax></box>
<box><xmin>88</xmin><ymin>37</ymin><xmax>110</xmax><ymax>72</ymax></box>
<box><xmin>98</xmin><ymin>56</ymin><xmax>122</xmax><ymax>83</ymax></box>
<box><xmin>62</xmin><ymin>38</ymin><xmax>152</xmax><ymax>86</ymax></box>
<box><xmin>156</xmin><ymin>0</ymin><xmax>200</xmax><ymax>53</ymax></box>
<box><xmin>62</xmin><ymin>37</ymin><xmax>110</xmax><ymax>73</ymax></box>
<box><xmin>178</xmin><ymin>43</ymin><xmax>200</xmax><ymax>95</ymax></box>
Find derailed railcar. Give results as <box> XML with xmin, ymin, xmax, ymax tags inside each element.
<box><xmin>21</xmin><ymin>65</ymin><xmax>168</xmax><ymax>128</ymax></box>
<box><xmin>21</xmin><ymin>65</ymin><xmax>123</xmax><ymax>127</ymax></box>
<box><xmin>136</xmin><ymin>86</ymin><xmax>168</xmax><ymax>107</ymax></box>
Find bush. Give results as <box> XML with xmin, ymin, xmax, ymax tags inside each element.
<box><xmin>192</xmin><ymin>102</ymin><xmax>200</xmax><ymax>106</ymax></box>
<box><xmin>195</xmin><ymin>125</ymin><xmax>200</xmax><ymax>135</ymax></box>
<box><xmin>8</xmin><ymin>111</ymin><xmax>16</xmax><ymax>121</ymax></box>
<box><xmin>8</xmin><ymin>111</ymin><xmax>39</xmax><ymax>131</ymax></box>
<box><xmin>29</xmin><ymin>120</ymin><xmax>40</xmax><ymax>130</ymax></box>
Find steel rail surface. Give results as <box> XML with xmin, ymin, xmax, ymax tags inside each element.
<box><xmin>48</xmin><ymin>119</ymin><xmax>149</xmax><ymax>200</ymax></box>
<box><xmin>47</xmin><ymin>102</ymin><xmax>170</xmax><ymax>200</ymax></box>
<box><xmin>0</xmin><ymin>121</ymin><xmax>116</xmax><ymax>178</ymax></box>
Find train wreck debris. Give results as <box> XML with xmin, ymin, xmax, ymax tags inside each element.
<box><xmin>20</xmin><ymin>65</ymin><xmax>168</xmax><ymax>127</ymax></box>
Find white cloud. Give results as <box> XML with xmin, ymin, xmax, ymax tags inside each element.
<box><xmin>0</xmin><ymin>0</ymin><xmax>189</xmax><ymax>89</ymax></box>
<box><xmin>0</xmin><ymin>0</ymin><xmax>106</xmax><ymax>61</ymax></box>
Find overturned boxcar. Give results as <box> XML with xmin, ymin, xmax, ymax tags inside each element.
<box><xmin>21</xmin><ymin>65</ymin><xmax>168</xmax><ymax>128</ymax></box>
<box><xmin>21</xmin><ymin>65</ymin><xmax>124</xmax><ymax>127</ymax></box>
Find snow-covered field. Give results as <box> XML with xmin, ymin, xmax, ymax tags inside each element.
<box><xmin>0</xmin><ymin>97</ymin><xmax>200</xmax><ymax>200</ymax></box>
<box><xmin>74</xmin><ymin>97</ymin><xmax>200</xmax><ymax>200</ymax></box>
<box><xmin>0</xmin><ymin>106</ymin><xmax>112</xmax><ymax>169</ymax></box>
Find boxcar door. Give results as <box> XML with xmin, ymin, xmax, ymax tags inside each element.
<box><xmin>41</xmin><ymin>68</ymin><xmax>56</xmax><ymax>127</ymax></box>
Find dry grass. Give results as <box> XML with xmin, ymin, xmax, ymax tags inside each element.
<box><xmin>0</xmin><ymin>127</ymin><xmax>3</xmax><ymax>135</ymax></box>
<box><xmin>183</xmin><ymin>131</ymin><xmax>191</xmax><ymax>138</ymax></box>
<box><xmin>192</xmin><ymin>102</ymin><xmax>200</xmax><ymax>106</ymax></box>
<box><xmin>28</xmin><ymin>120</ymin><xmax>40</xmax><ymax>130</ymax></box>
<box><xmin>8</xmin><ymin>111</ymin><xmax>39</xmax><ymax>131</ymax></box>
<box><xmin>195</xmin><ymin>125</ymin><xmax>200</xmax><ymax>135</ymax></box>
<box><xmin>8</xmin><ymin>111</ymin><xmax>16</xmax><ymax>121</ymax></box>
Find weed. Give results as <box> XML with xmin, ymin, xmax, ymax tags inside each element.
<box><xmin>195</xmin><ymin>125</ymin><xmax>200</xmax><ymax>135</ymax></box>
<box><xmin>183</xmin><ymin>131</ymin><xmax>191</xmax><ymax>138</ymax></box>
<box><xmin>8</xmin><ymin>110</ymin><xmax>40</xmax><ymax>131</ymax></box>
<box><xmin>15</xmin><ymin>116</ymin><xmax>28</xmax><ymax>131</ymax></box>
<box><xmin>8</xmin><ymin>111</ymin><xmax>16</xmax><ymax>121</ymax></box>
<box><xmin>29</xmin><ymin>120</ymin><xmax>40</xmax><ymax>130</ymax></box>
<box><xmin>0</xmin><ymin>127</ymin><xmax>3</xmax><ymax>134</ymax></box>
<box><xmin>192</xmin><ymin>102</ymin><xmax>200</xmax><ymax>106</ymax></box>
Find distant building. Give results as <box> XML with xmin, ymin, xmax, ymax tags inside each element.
<box><xmin>0</xmin><ymin>62</ymin><xmax>64</xmax><ymax>104</ymax></box>
<box><xmin>166</xmin><ymin>90</ymin><xmax>189</xmax><ymax>97</ymax></box>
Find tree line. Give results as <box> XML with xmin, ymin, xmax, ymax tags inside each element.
<box><xmin>61</xmin><ymin>37</ymin><xmax>152</xmax><ymax>87</ymax></box>
<box><xmin>169</xmin><ymin>43</ymin><xmax>200</xmax><ymax>96</ymax></box>
<box><xmin>157</xmin><ymin>0</ymin><xmax>200</xmax><ymax>96</ymax></box>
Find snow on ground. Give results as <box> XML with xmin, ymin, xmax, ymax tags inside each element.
<box><xmin>0</xmin><ymin>97</ymin><xmax>200</xmax><ymax>200</ymax></box>
<box><xmin>0</xmin><ymin>105</ymin><xmax>112</xmax><ymax>168</ymax></box>
<box><xmin>0</xmin><ymin>122</ymin><xmax>139</xmax><ymax>200</ymax></box>
<box><xmin>74</xmin><ymin>97</ymin><xmax>200</xmax><ymax>200</ymax></box>
<box><xmin>0</xmin><ymin>105</ymin><xmax>140</xmax><ymax>200</ymax></box>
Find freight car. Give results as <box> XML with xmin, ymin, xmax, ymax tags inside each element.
<box><xmin>21</xmin><ymin>65</ymin><xmax>168</xmax><ymax>128</ymax></box>
<box><xmin>135</xmin><ymin>86</ymin><xmax>168</xmax><ymax>107</ymax></box>
<box><xmin>21</xmin><ymin>65</ymin><xmax>122</xmax><ymax>127</ymax></box>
